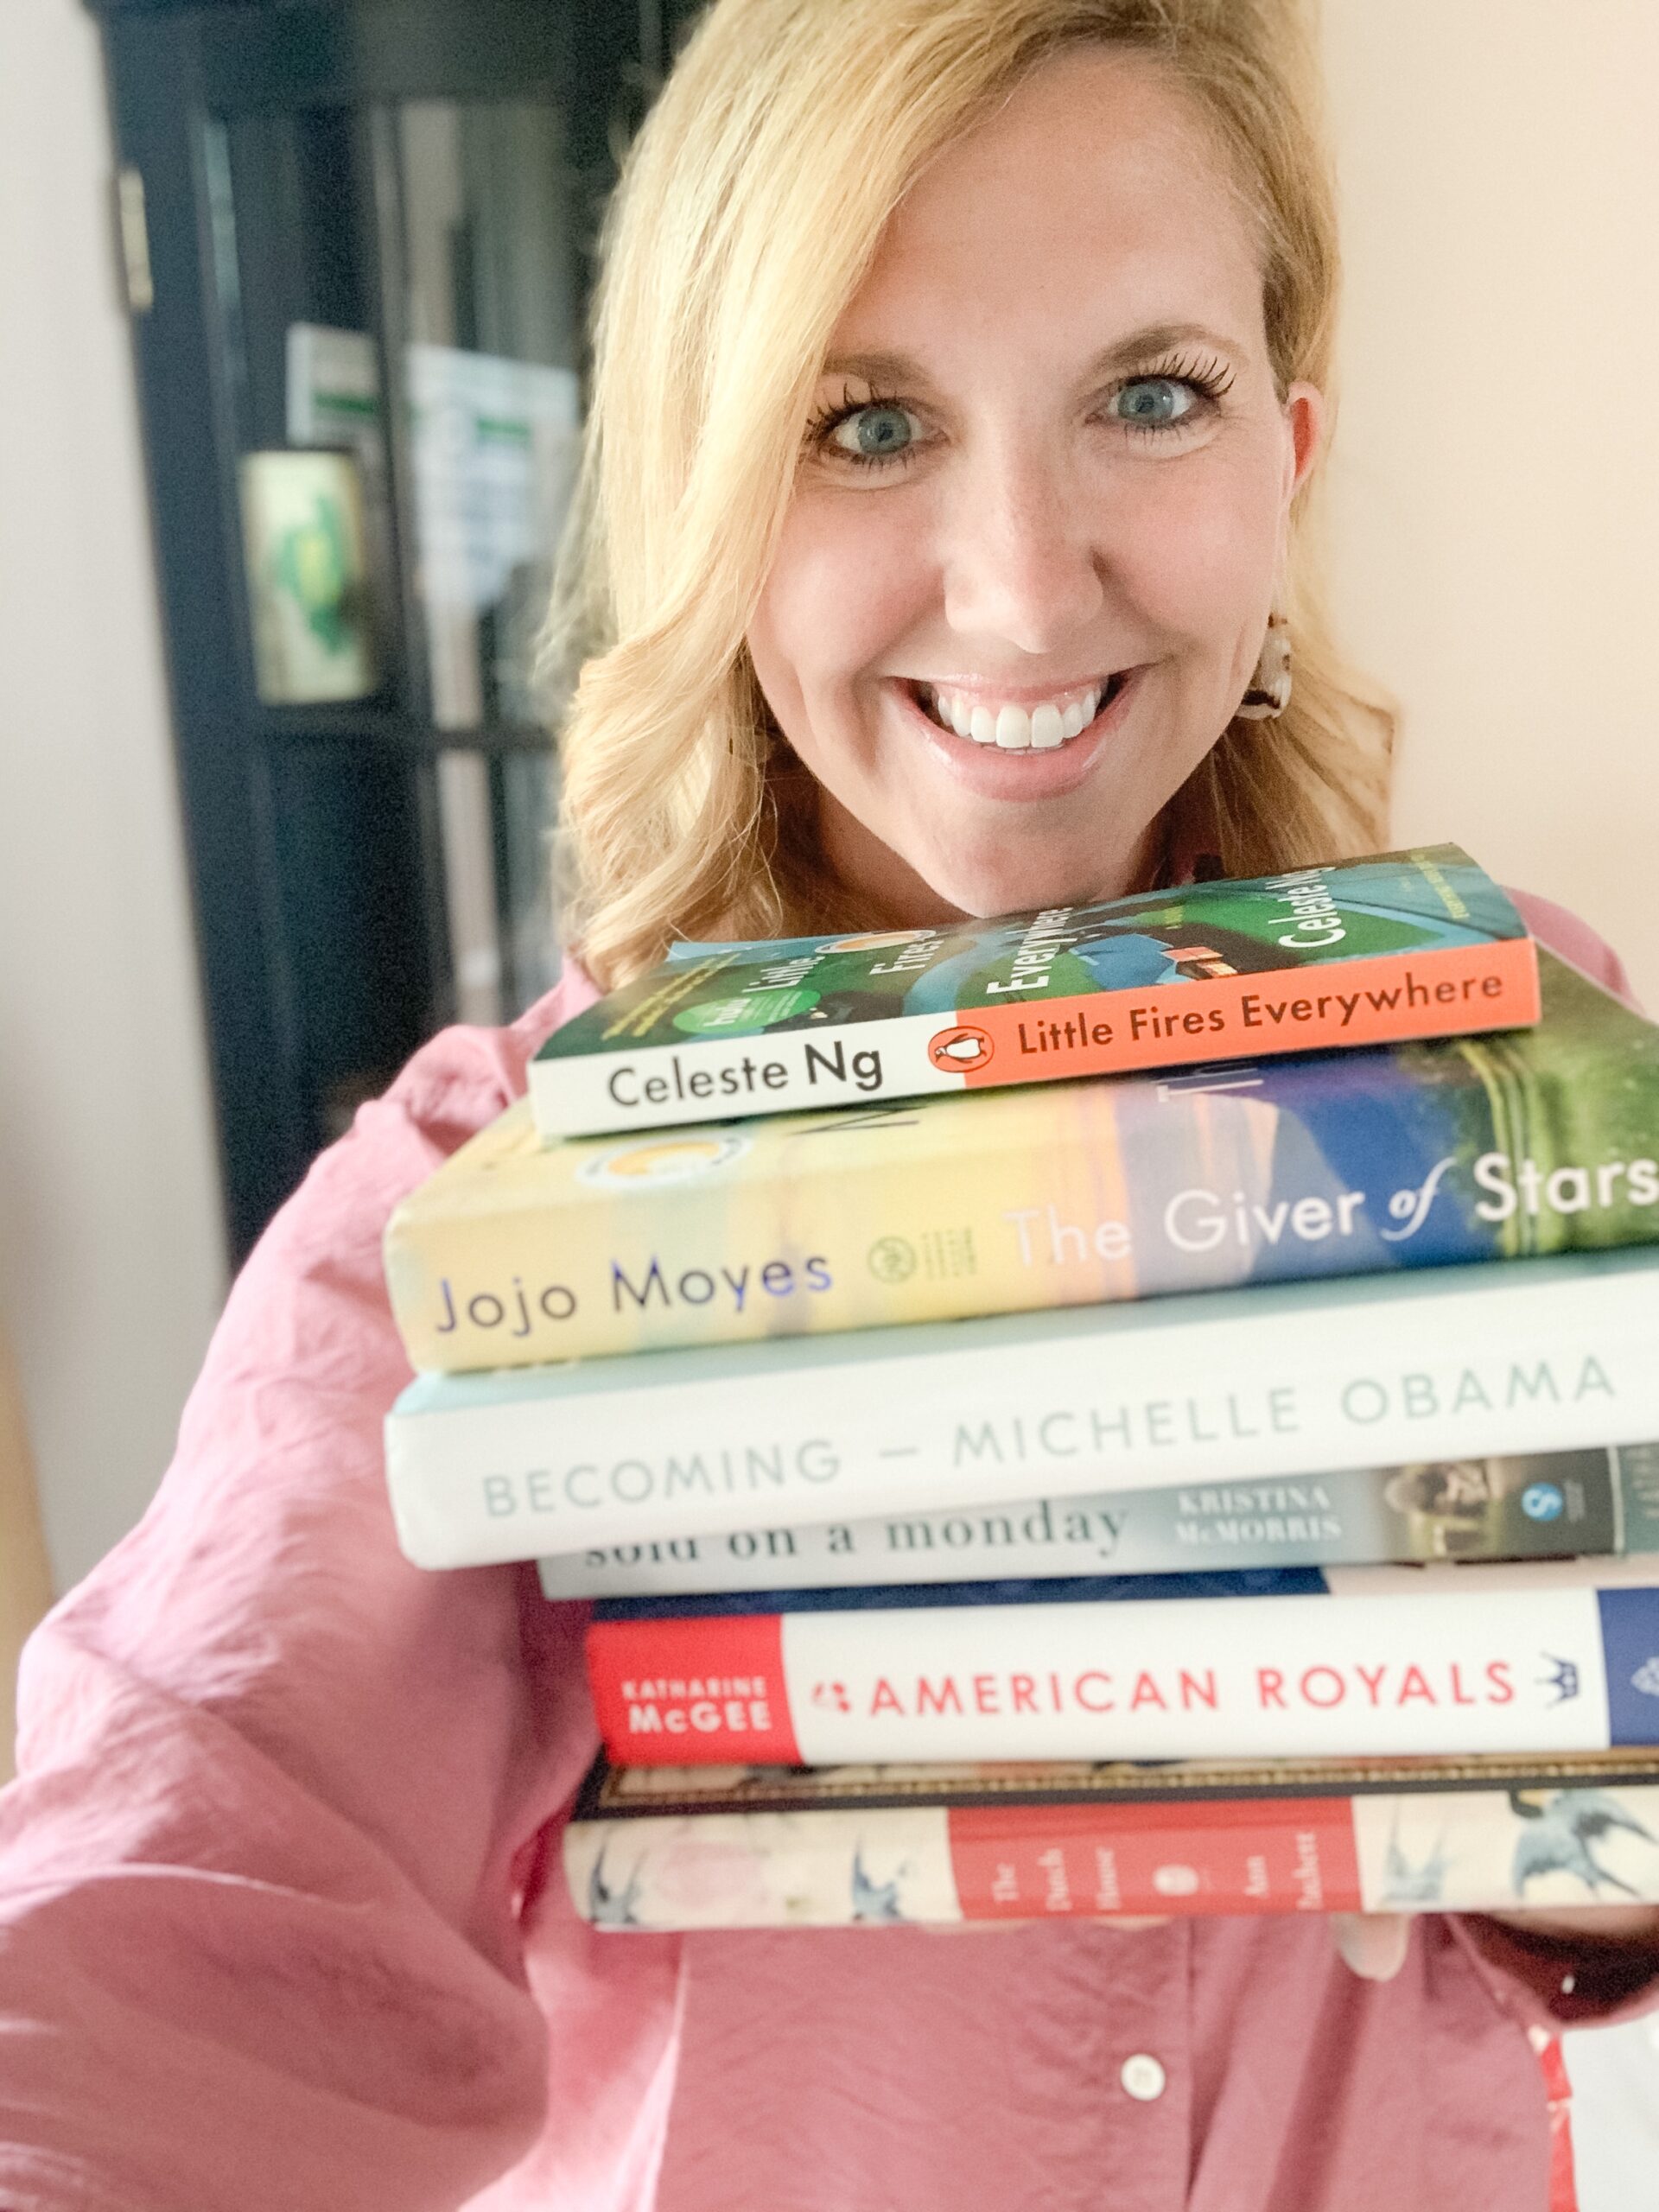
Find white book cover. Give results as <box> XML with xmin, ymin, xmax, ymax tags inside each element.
<box><xmin>385</xmin><ymin>1249</ymin><xmax>1659</xmax><ymax>1569</ymax></box>
<box><xmin>586</xmin><ymin>1555</ymin><xmax>1659</xmax><ymax>1766</ymax></box>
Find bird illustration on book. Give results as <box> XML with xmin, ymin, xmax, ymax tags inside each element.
<box><xmin>1536</xmin><ymin>1654</ymin><xmax>1582</xmax><ymax>1707</ymax></box>
<box><xmin>850</xmin><ymin>1846</ymin><xmax>912</xmax><ymax>1923</ymax></box>
<box><xmin>1378</xmin><ymin>1814</ymin><xmax>1456</xmax><ymax>1906</ymax></box>
<box><xmin>1508</xmin><ymin>1789</ymin><xmax>1659</xmax><ymax>1899</ymax></box>
<box><xmin>587</xmin><ymin>1847</ymin><xmax>645</xmax><ymax>1929</ymax></box>
<box><xmin>927</xmin><ymin>1026</ymin><xmax>995</xmax><ymax>1073</ymax></box>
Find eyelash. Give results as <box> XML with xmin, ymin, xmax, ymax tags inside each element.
<box><xmin>801</xmin><ymin>383</ymin><xmax>915</xmax><ymax>468</ymax></box>
<box><xmin>804</xmin><ymin>353</ymin><xmax>1237</xmax><ymax>472</ymax></box>
<box><xmin>1114</xmin><ymin>352</ymin><xmax>1236</xmax><ymax>440</ymax></box>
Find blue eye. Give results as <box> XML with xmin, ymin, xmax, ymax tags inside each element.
<box><xmin>1112</xmin><ymin>377</ymin><xmax>1198</xmax><ymax>428</ymax></box>
<box><xmin>829</xmin><ymin>403</ymin><xmax>920</xmax><ymax>460</ymax></box>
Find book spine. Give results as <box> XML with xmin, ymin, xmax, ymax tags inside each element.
<box><xmin>537</xmin><ymin>1443</ymin><xmax>1658</xmax><ymax>1598</ymax></box>
<box><xmin>563</xmin><ymin>1777</ymin><xmax>1659</xmax><ymax>1929</ymax></box>
<box><xmin>530</xmin><ymin>936</ymin><xmax>1541</xmax><ymax>1138</ymax></box>
<box><xmin>384</xmin><ymin>1257</ymin><xmax>1659</xmax><ymax>1568</ymax></box>
<box><xmin>584</xmin><ymin>1571</ymin><xmax>1659</xmax><ymax>1766</ymax></box>
<box><xmin>391</xmin><ymin>1066</ymin><xmax>1443</xmax><ymax>1373</ymax></box>
<box><xmin>394</xmin><ymin>1033</ymin><xmax>1651</xmax><ymax>1379</ymax></box>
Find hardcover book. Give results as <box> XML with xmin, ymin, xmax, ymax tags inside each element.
<box><xmin>528</xmin><ymin>846</ymin><xmax>1540</xmax><ymax>1137</ymax></box>
<box><xmin>582</xmin><ymin>1554</ymin><xmax>1659</xmax><ymax>1768</ymax></box>
<box><xmin>563</xmin><ymin>1749</ymin><xmax>1659</xmax><ymax>1930</ymax></box>
<box><xmin>383</xmin><ymin>1246</ymin><xmax>1659</xmax><ymax>1569</ymax></box>
<box><xmin>536</xmin><ymin>1440</ymin><xmax>1659</xmax><ymax>1598</ymax></box>
<box><xmin>391</xmin><ymin>950</ymin><xmax>1658</xmax><ymax>1373</ymax></box>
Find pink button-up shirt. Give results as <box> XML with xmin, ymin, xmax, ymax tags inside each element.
<box><xmin>0</xmin><ymin>893</ymin><xmax>1652</xmax><ymax>2212</ymax></box>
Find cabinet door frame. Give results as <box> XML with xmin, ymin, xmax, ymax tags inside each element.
<box><xmin>92</xmin><ymin>0</ymin><xmax>645</xmax><ymax>1258</ymax></box>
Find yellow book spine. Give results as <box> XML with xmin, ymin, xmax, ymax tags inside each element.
<box><xmin>384</xmin><ymin>1084</ymin><xmax>1285</xmax><ymax>1372</ymax></box>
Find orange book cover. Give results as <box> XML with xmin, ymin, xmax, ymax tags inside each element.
<box><xmin>530</xmin><ymin>844</ymin><xmax>1541</xmax><ymax>1137</ymax></box>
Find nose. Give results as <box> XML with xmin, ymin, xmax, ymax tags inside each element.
<box><xmin>938</xmin><ymin>439</ymin><xmax>1106</xmax><ymax>657</ymax></box>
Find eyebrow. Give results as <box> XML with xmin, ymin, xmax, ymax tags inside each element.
<box><xmin>819</xmin><ymin>322</ymin><xmax>1248</xmax><ymax>390</ymax></box>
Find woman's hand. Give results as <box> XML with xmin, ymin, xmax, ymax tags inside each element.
<box><xmin>1329</xmin><ymin>1913</ymin><xmax>1412</xmax><ymax>1980</ymax></box>
<box><xmin>1483</xmin><ymin>1904</ymin><xmax>1659</xmax><ymax>1943</ymax></box>
<box><xmin>1333</xmin><ymin>1904</ymin><xmax>1659</xmax><ymax>1983</ymax></box>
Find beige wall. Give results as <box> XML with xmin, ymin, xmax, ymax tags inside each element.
<box><xmin>1322</xmin><ymin>0</ymin><xmax>1659</xmax><ymax>1006</ymax></box>
<box><xmin>0</xmin><ymin>0</ymin><xmax>226</xmax><ymax>1594</ymax></box>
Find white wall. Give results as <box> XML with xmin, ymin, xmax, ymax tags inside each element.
<box><xmin>0</xmin><ymin>0</ymin><xmax>226</xmax><ymax>1592</ymax></box>
<box><xmin>1322</xmin><ymin>0</ymin><xmax>1659</xmax><ymax>1007</ymax></box>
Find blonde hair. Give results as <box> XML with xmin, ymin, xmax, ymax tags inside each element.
<box><xmin>550</xmin><ymin>0</ymin><xmax>1394</xmax><ymax>988</ymax></box>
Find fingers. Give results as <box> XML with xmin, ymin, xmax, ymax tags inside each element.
<box><xmin>1483</xmin><ymin>1904</ymin><xmax>1659</xmax><ymax>1945</ymax></box>
<box><xmin>1330</xmin><ymin>1911</ymin><xmax>1411</xmax><ymax>1982</ymax></box>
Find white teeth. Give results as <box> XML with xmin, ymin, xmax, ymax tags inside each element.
<box><xmin>1072</xmin><ymin>687</ymin><xmax>1103</xmax><ymax>734</ymax></box>
<box><xmin>921</xmin><ymin>680</ymin><xmax>1111</xmax><ymax>750</ymax></box>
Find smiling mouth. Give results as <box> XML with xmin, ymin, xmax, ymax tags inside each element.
<box><xmin>906</xmin><ymin>674</ymin><xmax>1130</xmax><ymax>752</ymax></box>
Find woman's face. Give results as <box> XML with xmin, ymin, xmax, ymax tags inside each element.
<box><xmin>747</xmin><ymin>49</ymin><xmax>1323</xmax><ymax>923</ymax></box>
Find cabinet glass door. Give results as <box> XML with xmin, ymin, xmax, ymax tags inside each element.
<box><xmin>213</xmin><ymin>90</ymin><xmax>582</xmax><ymax>1043</ymax></box>
<box><xmin>99</xmin><ymin>0</ymin><xmax>661</xmax><ymax>1250</ymax></box>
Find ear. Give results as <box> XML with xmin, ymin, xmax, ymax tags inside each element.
<box><xmin>1281</xmin><ymin>381</ymin><xmax>1325</xmax><ymax>505</ymax></box>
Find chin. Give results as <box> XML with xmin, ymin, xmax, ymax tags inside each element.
<box><xmin>909</xmin><ymin>836</ymin><xmax>1145</xmax><ymax>920</ymax></box>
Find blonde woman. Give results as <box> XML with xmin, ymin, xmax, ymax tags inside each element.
<box><xmin>1</xmin><ymin>4</ymin><xmax>1649</xmax><ymax>2209</ymax></box>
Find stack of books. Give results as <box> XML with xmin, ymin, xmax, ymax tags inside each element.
<box><xmin>382</xmin><ymin>845</ymin><xmax>1659</xmax><ymax>1929</ymax></box>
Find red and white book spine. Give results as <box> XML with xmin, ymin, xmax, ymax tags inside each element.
<box><xmin>569</xmin><ymin>1793</ymin><xmax>1364</xmax><ymax>1925</ymax></box>
<box><xmin>583</xmin><ymin>1558</ymin><xmax>1659</xmax><ymax>1768</ymax></box>
<box><xmin>563</xmin><ymin>1775</ymin><xmax>1659</xmax><ymax>1930</ymax></box>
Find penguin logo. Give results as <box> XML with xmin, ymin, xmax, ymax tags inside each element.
<box><xmin>929</xmin><ymin>1025</ymin><xmax>995</xmax><ymax>1075</ymax></box>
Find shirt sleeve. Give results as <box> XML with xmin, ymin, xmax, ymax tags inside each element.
<box><xmin>1507</xmin><ymin>888</ymin><xmax>1642</xmax><ymax>1011</ymax></box>
<box><xmin>0</xmin><ymin>998</ymin><xmax>607</xmax><ymax>2211</ymax></box>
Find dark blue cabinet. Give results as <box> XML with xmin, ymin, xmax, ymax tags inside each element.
<box><xmin>92</xmin><ymin>0</ymin><xmax>686</xmax><ymax>1258</ymax></box>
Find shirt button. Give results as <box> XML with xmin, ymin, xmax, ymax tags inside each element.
<box><xmin>1120</xmin><ymin>2053</ymin><xmax>1166</xmax><ymax>2102</ymax></box>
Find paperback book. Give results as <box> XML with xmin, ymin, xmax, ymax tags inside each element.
<box><xmin>528</xmin><ymin>846</ymin><xmax>1539</xmax><ymax>1137</ymax></box>
<box><xmin>383</xmin><ymin>1247</ymin><xmax>1659</xmax><ymax>1569</ymax></box>
<box><xmin>582</xmin><ymin>1554</ymin><xmax>1659</xmax><ymax>1768</ymax></box>
<box><xmin>563</xmin><ymin>1749</ymin><xmax>1659</xmax><ymax>1930</ymax></box>
<box><xmin>391</xmin><ymin>950</ymin><xmax>1659</xmax><ymax>1375</ymax></box>
<box><xmin>536</xmin><ymin>1440</ymin><xmax>1659</xmax><ymax>1598</ymax></box>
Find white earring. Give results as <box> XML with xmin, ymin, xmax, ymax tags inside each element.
<box><xmin>1237</xmin><ymin>613</ymin><xmax>1291</xmax><ymax>721</ymax></box>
